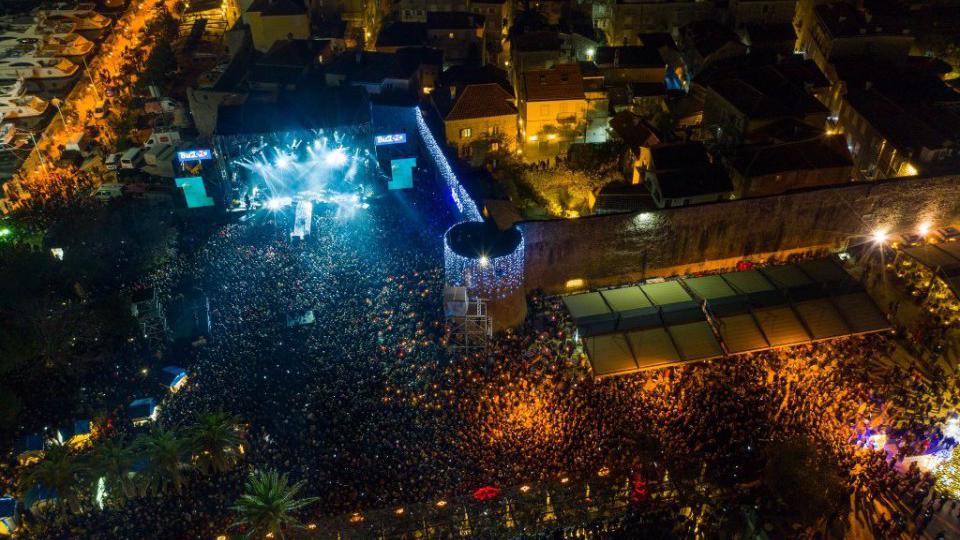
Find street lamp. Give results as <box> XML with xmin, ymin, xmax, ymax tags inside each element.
<box><xmin>81</xmin><ymin>55</ymin><xmax>102</xmax><ymax>105</ymax></box>
<box><xmin>50</xmin><ymin>98</ymin><xmax>68</xmax><ymax>128</ymax></box>
<box><xmin>28</xmin><ymin>132</ymin><xmax>50</xmax><ymax>180</ymax></box>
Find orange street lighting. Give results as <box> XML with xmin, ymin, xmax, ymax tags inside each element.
<box><xmin>871</xmin><ymin>229</ymin><xmax>888</xmax><ymax>244</ymax></box>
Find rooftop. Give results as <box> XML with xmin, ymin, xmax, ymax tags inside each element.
<box><xmin>247</xmin><ymin>0</ymin><xmax>306</xmax><ymax>16</ymax></box>
<box><xmin>814</xmin><ymin>3</ymin><xmax>909</xmax><ymax>39</ymax></box>
<box><xmin>637</xmin><ymin>33</ymin><xmax>678</xmax><ymax>51</ymax></box>
<box><xmin>511</xmin><ymin>30</ymin><xmax>563</xmax><ymax>53</ymax></box>
<box><xmin>521</xmin><ymin>64</ymin><xmax>585</xmax><ymax>102</ymax></box>
<box><xmin>655</xmin><ymin>166</ymin><xmax>733</xmax><ymax>199</ymax></box>
<box><xmin>426</xmin><ymin>11</ymin><xmax>485</xmax><ymax>30</ymax></box>
<box><xmin>326</xmin><ymin>50</ymin><xmax>421</xmax><ymax>84</ymax></box>
<box><xmin>741</xmin><ymin>23</ymin><xmax>797</xmax><ymax>51</ymax></box>
<box><xmin>376</xmin><ymin>22</ymin><xmax>427</xmax><ymax>48</ymax></box>
<box><xmin>706</xmin><ymin>65</ymin><xmax>829</xmax><ymax>120</ymax></box>
<box><xmin>249</xmin><ymin>39</ymin><xmax>331</xmax><ymax>84</ymax></box>
<box><xmin>731</xmin><ymin>136</ymin><xmax>853</xmax><ymax>177</ymax></box>
<box><xmin>844</xmin><ymin>89</ymin><xmax>951</xmax><ymax>151</ymax></box>
<box><xmin>609</xmin><ymin>110</ymin><xmax>661</xmax><ymax>153</ymax></box>
<box><xmin>594</xmin><ymin>46</ymin><xmax>665</xmax><ymax>69</ymax></box>
<box><xmin>216</xmin><ymin>87</ymin><xmax>371</xmax><ymax>135</ymax></box>
<box><xmin>650</xmin><ymin>141</ymin><xmax>712</xmax><ymax>171</ymax></box>
<box><xmin>438</xmin><ymin>83</ymin><xmax>517</xmax><ymax>121</ymax></box>
<box><xmin>682</xmin><ymin>20</ymin><xmax>744</xmax><ymax>58</ymax></box>
<box><xmin>439</xmin><ymin>63</ymin><xmax>512</xmax><ymax>93</ymax></box>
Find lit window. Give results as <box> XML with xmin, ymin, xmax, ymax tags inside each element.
<box><xmin>460</xmin><ymin>128</ymin><xmax>472</xmax><ymax>138</ymax></box>
<box><xmin>449</xmin><ymin>32</ymin><xmax>455</xmax><ymax>39</ymax></box>
<box><xmin>491</xmin><ymin>142</ymin><xmax>499</xmax><ymax>151</ymax></box>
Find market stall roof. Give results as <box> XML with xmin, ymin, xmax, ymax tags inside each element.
<box><xmin>161</xmin><ymin>366</ymin><xmax>187</xmax><ymax>388</ymax></box>
<box><xmin>752</xmin><ymin>306</ymin><xmax>809</xmax><ymax>347</ymax></box>
<box><xmin>721</xmin><ymin>270</ymin><xmax>783</xmax><ymax>306</ymax></box>
<box><xmin>628</xmin><ymin>327</ymin><xmax>681</xmax><ymax>370</ymax></box>
<box><xmin>562</xmin><ymin>292</ymin><xmax>617</xmax><ymax>336</ymax></box>
<box><xmin>669</xmin><ymin>321</ymin><xmax>724</xmax><ymax>361</ymax></box>
<box><xmin>831</xmin><ymin>292</ymin><xmax>890</xmax><ymax>334</ymax></box>
<box><xmin>716</xmin><ymin>313</ymin><xmax>769</xmax><ymax>353</ymax></box>
<box><xmin>793</xmin><ymin>299</ymin><xmax>850</xmax><ymax>339</ymax></box>
<box><xmin>563</xmin><ymin>292</ymin><xmax>612</xmax><ymax>319</ymax></box>
<box><xmin>600</xmin><ymin>286</ymin><xmax>661</xmax><ymax>331</ymax></box>
<box><xmin>934</xmin><ymin>241</ymin><xmax>960</xmax><ymax>262</ymax></box>
<box><xmin>583</xmin><ymin>334</ymin><xmax>639</xmax><ymax>376</ymax></box>
<box><xmin>901</xmin><ymin>243</ymin><xmax>960</xmax><ymax>271</ymax></box>
<box><xmin>599</xmin><ymin>286</ymin><xmax>653</xmax><ymax>312</ymax></box>
<box><xmin>640</xmin><ymin>280</ymin><xmax>693</xmax><ymax>306</ymax></box>
<box><xmin>798</xmin><ymin>257</ymin><xmax>851</xmax><ymax>284</ymax></box>
<box><xmin>759</xmin><ymin>264</ymin><xmax>814</xmax><ymax>289</ymax></box>
<box><xmin>684</xmin><ymin>274</ymin><xmax>748</xmax><ymax>315</ymax></box>
<box><xmin>571</xmin><ymin>257</ymin><xmax>890</xmax><ymax>377</ymax></box>
<box><xmin>683</xmin><ymin>275</ymin><xmax>737</xmax><ymax>300</ymax></box>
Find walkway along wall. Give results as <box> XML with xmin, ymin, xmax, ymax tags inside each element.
<box><xmin>519</xmin><ymin>175</ymin><xmax>960</xmax><ymax>294</ymax></box>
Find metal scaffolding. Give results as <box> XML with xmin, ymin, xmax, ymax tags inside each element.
<box><xmin>444</xmin><ymin>287</ymin><xmax>492</xmax><ymax>353</ymax></box>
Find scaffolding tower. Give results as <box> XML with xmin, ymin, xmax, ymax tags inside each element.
<box><xmin>444</xmin><ymin>286</ymin><xmax>492</xmax><ymax>353</ymax></box>
<box><xmin>131</xmin><ymin>287</ymin><xmax>168</xmax><ymax>347</ymax></box>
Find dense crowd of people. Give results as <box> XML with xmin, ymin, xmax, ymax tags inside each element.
<box><xmin>15</xmin><ymin>170</ymin><xmax>960</xmax><ymax>539</ymax></box>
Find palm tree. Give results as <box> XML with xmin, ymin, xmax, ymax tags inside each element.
<box><xmin>185</xmin><ymin>410</ymin><xmax>244</xmax><ymax>475</ymax></box>
<box><xmin>133</xmin><ymin>428</ymin><xmax>190</xmax><ymax>495</ymax></box>
<box><xmin>230</xmin><ymin>469</ymin><xmax>320</xmax><ymax>540</ymax></box>
<box><xmin>19</xmin><ymin>443</ymin><xmax>87</xmax><ymax>517</ymax></box>
<box><xmin>87</xmin><ymin>437</ymin><xmax>139</xmax><ymax>505</ymax></box>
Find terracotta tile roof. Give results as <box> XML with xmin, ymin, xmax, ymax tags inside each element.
<box><xmin>445</xmin><ymin>83</ymin><xmax>517</xmax><ymax>121</ymax></box>
<box><xmin>522</xmin><ymin>64</ymin><xmax>585</xmax><ymax>102</ymax></box>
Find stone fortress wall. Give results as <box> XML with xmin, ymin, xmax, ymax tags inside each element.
<box><xmin>518</xmin><ymin>175</ymin><xmax>960</xmax><ymax>294</ymax></box>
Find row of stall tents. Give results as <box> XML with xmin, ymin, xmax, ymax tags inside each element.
<box><xmin>3</xmin><ymin>366</ymin><xmax>188</xmax><ymax>535</ymax></box>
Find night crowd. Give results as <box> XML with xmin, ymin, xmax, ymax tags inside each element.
<box><xmin>19</xmin><ymin>177</ymin><xmax>960</xmax><ymax>539</ymax></box>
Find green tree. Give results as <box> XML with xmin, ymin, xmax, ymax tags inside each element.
<box><xmin>134</xmin><ymin>428</ymin><xmax>190</xmax><ymax>495</ymax></box>
<box><xmin>87</xmin><ymin>437</ymin><xmax>139</xmax><ymax>505</ymax></box>
<box><xmin>763</xmin><ymin>438</ymin><xmax>848</xmax><ymax>528</ymax></box>
<box><xmin>138</xmin><ymin>40</ymin><xmax>178</xmax><ymax>92</ymax></box>
<box><xmin>230</xmin><ymin>469</ymin><xmax>320</xmax><ymax>540</ymax></box>
<box><xmin>186</xmin><ymin>410</ymin><xmax>244</xmax><ymax>475</ymax></box>
<box><xmin>19</xmin><ymin>443</ymin><xmax>88</xmax><ymax>517</ymax></box>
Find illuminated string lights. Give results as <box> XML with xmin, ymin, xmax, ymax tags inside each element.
<box><xmin>444</xmin><ymin>225</ymin><xmax>525</xmax><ymax>300</ymax></box>
<box><xmin>416</xmin><ymin>108</ymin><xmax>481</xmax><ymax>222</ymax></box>
<box><xmin>419</xmin><ymin>104</ymin><xmax>524</xmax><ymax>298</ymax></box>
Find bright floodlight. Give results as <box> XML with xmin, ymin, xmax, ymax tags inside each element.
<box><xmin>275</xmin><ymin>154</ymin><xmax>292</xmax><ymax>169</ymax></box>
<box><xmin>265</xmin><ymin>196</ymin><xmax>292</xmax><ymax>210</ymax></box>
<box><xmin>478</xmin><ymin>255</ymin><xmax>489</xmax><ymax>267</ymax></box>
<box><xmin>919</xmin><ymin>222</ymin><xmax>931</xmax><ymax>236</ymax></box>
<box><xmin>871</xmin><ymin>229</ymin><xmax>888</xmax><ymax>244</ymax></box>
<box><xmin>325</xmin><ymin>147</ymin><xmax>348</xmax><ymax>167</ymax></box>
